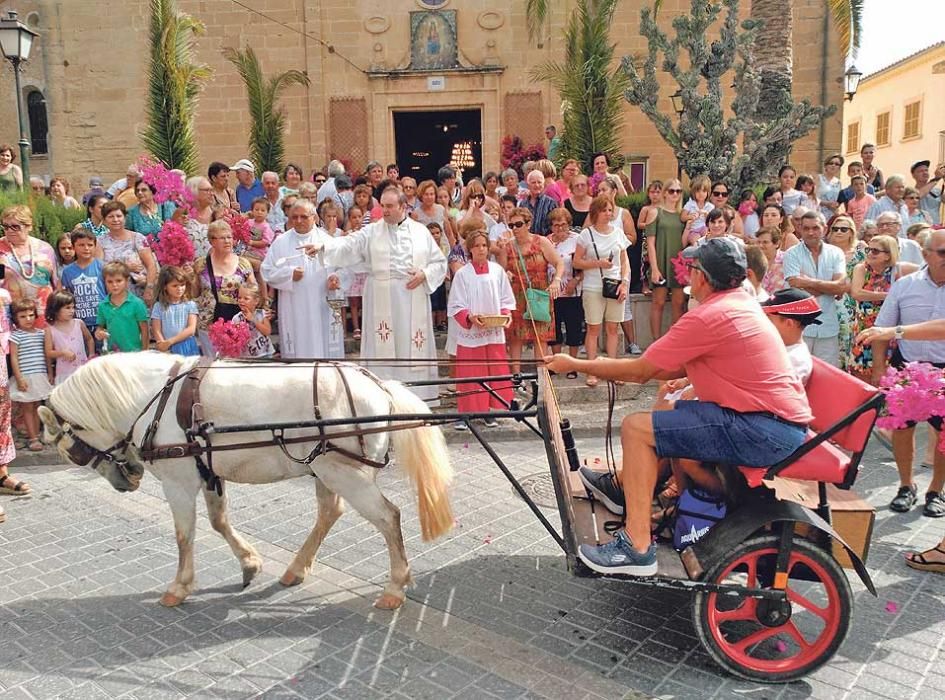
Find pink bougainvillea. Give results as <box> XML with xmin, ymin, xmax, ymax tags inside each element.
<box><xmin>137</xmin><ymin>156</ymin><xmax>196</xmax><ymax>215</ymax></box>
<box><xmin>207</xmin><ymin>318</ymin><xmax>252</xmax><ymax>358</ymax></box>
<box><xmin>670</xmin><ymin>251</ymin><xmax>691</xmax><ymax>287</ymax></box>
<box><xmin>223</xmin><ymin>210</ymin><xmax>253</xmax><ymax>246</ymax></box>
<box><xmin>876</xmin><ymin>362</ymin><xmax>945</xmax><ymax>452</ymax></box>
<box><xmin>148</xmin><ymin>221</ymin><xmax>195</xmax><ymax>267</ymax></box>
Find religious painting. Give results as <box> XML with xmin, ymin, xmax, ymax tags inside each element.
<box><xmin>409</xmin><ymin>10</ymin><xmax>459</xmax><ymax>71</ymax></box>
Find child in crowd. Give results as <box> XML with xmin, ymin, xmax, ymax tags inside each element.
<box><xmin>447</xmin><ymin>229</ymin><xmax>515</xmax><ymax>430</ymax></box>
<box><xmin>55</xmin><ymin>232</ymin><xmax>76</xmax><ymax>271</ymax></box>
<box><xmin>60</xmin><ymin>228</ymin><xmax>107</xmax><ymax>344</ymax></box>
<box><xmin>150</xmin><ymin>266</ymin><xmax>200</xmax><ymax>356</ymax></box>
<box><xmin>246</xmin><ymin>198</ymin><xmax>275</xmax><ymax>260</ymax></box>
<box><xmin>681</xmin><ymin>175</ymin><xmax>713</xmax><ymax>245</ymax></box>
<box><xmin>95</xmin><ymin>261</ymin><xmax>149</xmax><ymax>352</ymax></box>
<box><xmin>232</xmin><ymin>284</ymin><xmax>274</xmax><ymax>358</ymax></box>
<box><xmin>344</xmin><ymin>205</ymin><xmax>366</xmax><ymax>339</ymax></box>
<box><xmin>8</xmin><ymin>299</ymin><xmax>52</xmax><ymax>451</ymax></box>
<box><xmin>44</xmin><ymin>290</ymin><xmax>94</xmax><ymax>384</ymax></box>
<box><xmin>796</xmin><ymin>174</ymin><xmax>819</xmax><ymax>211</ymax></box>
<box><xmin>427</xmin><ymin>222</ymin><xmax>449</xmax><ymax>331</ymax></box>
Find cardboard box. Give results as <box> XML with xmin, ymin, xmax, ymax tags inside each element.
<box><xmin>772</xmin><ymin>478</ymin><xmax>875</xmax><ymax>569</ymax></box>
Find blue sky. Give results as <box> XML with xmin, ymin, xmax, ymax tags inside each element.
<box><xmin>857</xmin><ymin>2</ymin><xmax>945</xmax><ymax>76</ymax></box>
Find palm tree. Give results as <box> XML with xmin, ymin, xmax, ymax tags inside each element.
<box><xmin>221</xmin><ymin>47</ymin><xmax>311</xmax><ymax>175</ymax></box>
<box><xmin>530</xmin><ymin>0</ymin><xmax>629</xmax><ymax>171</ymax></box>
<box><xmin>141</xmin><ymin>0</ymin><xmax>211</xmax><ymax>174</ymax></box>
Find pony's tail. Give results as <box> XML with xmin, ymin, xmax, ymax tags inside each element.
<box><xmin>383</xmin><ymin>380</ymin><xmax>454</xmax><ymax>541</ymax></box>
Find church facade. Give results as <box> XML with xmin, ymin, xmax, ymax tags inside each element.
<box><xmin>0</xmin><ymin>0</ymin><xmax>844</xmax><ymax>190</ymax></box>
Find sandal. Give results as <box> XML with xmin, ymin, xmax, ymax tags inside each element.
<box><xmin>905</xmin><ymin>545</ymin><xmax>945</xmax><ymax>574</ymax></box>
<box><xmin>0</xmin><ymin>474</ymin><xmax>31</xmax><ymax>495</ymax></box>
<box><xmin>28</xmin><ymin>440</ymin><xmax>44</xmax><ymax>452</ymax></box>
<box><xmin>566</xmin><ymin>371</ymin><xmax>578</xmax><ymax>379</ymax></box>
<box><xmin>585</xmin><ymin>376</ymin><xmax>599</xmax><ymax>387</ymax></box>
<box><xmin>353</xmin><ymin>329</ymin><xmax>361</xmax><ymax>340</ymax></box>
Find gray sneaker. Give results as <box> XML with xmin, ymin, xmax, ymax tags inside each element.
<box><xmin>628</xmin><ymin>343</ymin><xmax>642</xmax><ymax>355</ymax></box>
<box><xmin>579</xmin><ymin>466</ymin><xmax>625</xmax><ymax>515</ymax></box>
<box><xmin>578</xmin><ymin>529</ymin><xmax>658</xmax><ymax>576</ymax></box>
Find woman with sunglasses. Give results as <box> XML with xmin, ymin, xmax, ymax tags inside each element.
<box><xmin>817</xmin><ymin>154</ymin><xmax>844</xmax><ymax>220</ymax></box>
<box><xmin>827</xmin><ymin>215</ymin><xmax>865</xmax><ymax>371</ymax></box>
<box><xmin>707</xmin><ymin>182</ymin><xmax>745</xmax><ymax>238</ymax></box>
<box><xmin>642</xmin><ymin>178</ymin><xmax>686</xmax><ymax>339</ymax></box>
<box><xmin>401</xmin><ymin>177</ymin><xmax>419</xmax><ymax>212</ymax></box>
<box><xmin>848</xmin><ymin>235</ymin><xmax>917</xmax><ymax>382</ymax></box>
<box><xmin>458</xmin><ymin>180</ymin><xmax>497</xmax><ymax>232</ymax></box>
<box><xmin>904</xmin><ymin>187</ymin><xmax>932</xmax><ymax>226</ymax></box>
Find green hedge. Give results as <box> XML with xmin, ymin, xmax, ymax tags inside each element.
<box><xmin>617</xmin><ymin>192</ymin><xmax>648</xmax><ymax>223</ymax></box>
<box><xmin>0</xmin><ymin>191</ymin><xmax>86</xmax><ymax>246</ymax></box>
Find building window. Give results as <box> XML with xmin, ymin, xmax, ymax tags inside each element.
<box><xmin>846</xmin><ymin>121</ymin><xmax>860</xmax><ymax>154</ymax></box>
<box><xmin>27</xmin><ymin>90</ymin><xmax>48</xmax><ymax>155</ymax></box>
<box><xmin>875</xmin><ymin>111</ymin><xmax>890</xmax><ymax>147</ymax></box>
<box><xmin>903</xmin><ymin>100</ymin><xmax>921</xmax><ymax>140</ymax></box>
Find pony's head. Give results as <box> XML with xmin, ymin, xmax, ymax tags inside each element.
<box><xmin>39</xmin><ymin>404</ymin><xmax>145</xmax><ymax>491</ymax></box>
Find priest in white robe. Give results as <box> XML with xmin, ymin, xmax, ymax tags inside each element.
<box><xmin>308</xmin><ymin>187</ymin><xmax>447</xmax><ymax>403</ymax></box>
<box><xmin>261</xmin><ymin>200</ymin><xmax>345</xmax><ymax>359</ymax></box>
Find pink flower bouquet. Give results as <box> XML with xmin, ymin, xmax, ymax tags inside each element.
<box><xmin>208</xmin><ymin>317</ymin><xmax>252</xmax><ymax>358</ymax></box>
<box><xmin>670</xmin><ymin>251</ymin><xmax>691</xmax><ymax>287</ymax></box>
<box><xmin>137</xmin><ymin>155</ymin><xmax>196</xmax><ymax>214</ymax></box>
<box><xmin>877</xmin><ymin>362</ymin><xmax>945</xmax><ymax>452</ymax></box>
<box><xmin>224</xmin><ymin>211</ymin><xmax>253</xmax><ymax>246</ymax></box>
<box><xmin>149</xmin><ymin>221</ymin><xmax>196</xmax><ymax>267</ymax></box>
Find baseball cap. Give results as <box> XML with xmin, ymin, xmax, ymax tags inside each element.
<box><xmin>911</xmin><ymin>159</ymin><xmax>931</xmax><ymax>173</ymax></box>
<box><xmin>230</xmin><ymin>158</ymin><xmax>256</xmax><ymax>172</ymax></box>
<box><xmin>681</xmin><ymin>237</ymin><xmax>747</xmax><ymax>289</ymax></box>
<box><xmin>760</xmin><ymin>288</ymin><xmax>822</xmax><ymax>325</ymax></box>
<box><xmin>88</xmin><ymin>176</ymin><xmax>103</xmax><ymax>187</ymax></box>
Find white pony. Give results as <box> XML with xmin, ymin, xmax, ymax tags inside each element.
<box><xmin>38</xmin><ymin>352</ymin><xmax>453</xmax><ymax>610</ymax></box>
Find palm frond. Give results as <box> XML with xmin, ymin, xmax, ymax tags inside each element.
<box><xmin>525</xmin><ymin>0</ymin><xmax>550</xmax><ymax>43</ymax></box>
<box><xmin>141</xmin><ymin>0</ymin><xmax>210</xmax><ymax>174</ymax></box>
<box><xmin>223</xmin><ymin>46</ymin><xmax>311</xmax><ymax>174</ymax></box>
<box><xmin>826</xmin><ymin>0</ymin><xmax>863</xmax><ymax>58</ymax></box>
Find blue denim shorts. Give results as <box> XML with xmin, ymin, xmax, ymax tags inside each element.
<box><xmin>651</xmin><ymin>400</ymin><xmax>807</xmax><ymax>467</ymax></box>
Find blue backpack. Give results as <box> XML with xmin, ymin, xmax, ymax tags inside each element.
<box><xmin>673</xmin><ymin>488</ymin><xmax>727</xmax><ymax>551</ymax></box>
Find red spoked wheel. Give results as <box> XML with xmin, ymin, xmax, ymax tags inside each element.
<box><xmin>692</xmin><ymin>534</ymin><xmax>852</xmax><ymax>683</ymax></box>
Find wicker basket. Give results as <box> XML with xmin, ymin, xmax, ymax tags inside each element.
<box><xmin>478</xmin><ymin>314</ymin><xmax>511</xmax><ymax>328</ymax></box>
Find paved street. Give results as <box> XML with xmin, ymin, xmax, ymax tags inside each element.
<box><xmin>1</xmin><ymin>429</ymin><xmax>945</xmax><ymax>700</ymax></box>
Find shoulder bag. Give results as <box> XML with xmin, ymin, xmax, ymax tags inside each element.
<box><xmin>514</xmin><ymin>241</ymin><xmax>551</xmax><ymax>323</ymax></box>
<box><xmin>206</xmin><ymin>254</ymin><xmax>242</xmax><ymax>322</ymax></box>
<box><xmin>589</xmin><ymin>229</ymin><xmax>622</xmax><ymax>300</ymax></box>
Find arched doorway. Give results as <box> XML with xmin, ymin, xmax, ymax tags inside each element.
<box><xmin>394</xmin><ymin>109</ymin><xmax>482</xmax><ymax>183</ymax></box>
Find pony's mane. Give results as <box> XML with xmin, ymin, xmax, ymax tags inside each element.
<box><xmin>49</xmin><ymin>353</ymin><xmax>188</xmax><ymax>437</ymax></box>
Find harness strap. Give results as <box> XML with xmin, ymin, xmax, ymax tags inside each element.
<box><xmin>335</xmin><ymin>363</ymin><xmax>368</xmax><ymax>457</ymax></box>
<box><xmin>141</xmin><ymin>360</ymin><xmax>183</xmax><ymax>455</ymax></box>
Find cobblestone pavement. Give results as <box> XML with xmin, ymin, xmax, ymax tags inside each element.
<box><xmin>1</xmin><ymin>429</ymin><xmax>945</xmax><ymax>700</ymax></box>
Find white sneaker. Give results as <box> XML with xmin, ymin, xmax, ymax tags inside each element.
<box><xmin>483</xmin><ymin>417</ymin><xmax>499</xmax><ymax>428</ymax></box>
<box><xmin>453</xmin><ymin>421</ymin><xmax>468</xmax><ymax>431</ymax></box>
<box><xmin>627</xmin><ymin>343</ymin><xmax>642</xmax><ymax>355</ymax></box>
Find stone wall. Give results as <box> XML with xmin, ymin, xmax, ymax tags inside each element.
<box><xmin>0</xmin><ymin>0</ymin><xmax>844</xmax><ymax>193</ymax></box>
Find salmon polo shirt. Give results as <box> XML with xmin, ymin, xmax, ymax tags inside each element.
<box><xmin>642</xmin><ymin>287</ymin><xmax>813</xmax><ymax>425</ymax></box>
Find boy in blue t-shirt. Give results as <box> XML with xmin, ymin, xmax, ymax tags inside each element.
<box><xmin>60</xmin><ymin>228</ymin><xmax>107</xmax><ymax>333</ymax></box>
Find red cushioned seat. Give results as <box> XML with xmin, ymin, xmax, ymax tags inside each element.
<box><xmin>738</xmin><ymin>358</ymin><xmax>881</xmax><ymax>488</ymax></box>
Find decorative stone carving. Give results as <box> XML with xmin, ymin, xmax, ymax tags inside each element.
<box><xmin>477</xmin><ymin>11</ymin><xmax>503</xmax><ymax>31</ymax></box>
<box><xmin>364</xmin><ymin>16</ymin><xmax>390</xmax><ymax>34</ymax></box>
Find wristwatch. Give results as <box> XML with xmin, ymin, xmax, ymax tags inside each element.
<box><xmin>894</xmin><ymin>325</ymin><xmax>905</xmax><ymax>340</ymax></box>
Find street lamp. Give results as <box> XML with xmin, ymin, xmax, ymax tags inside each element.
<box><xmin>0</xmin><ymin>10</ymin><xmax>39</xmax><ymax>189</ymax></box>
<box><xmin>670</xmin><ymin>89</ymin><xmax>685</xmax><ymax>179</ymax></box>
<box><xmin>844</xmin><ymin>64</ymin><xmax>862</xmax><ymax>102</ymax></box>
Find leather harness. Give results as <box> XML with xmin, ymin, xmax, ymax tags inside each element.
<box><xmin>55</xmin><ymin>359</ymin><xmax>424</xmax><ymax>495</ymax></box>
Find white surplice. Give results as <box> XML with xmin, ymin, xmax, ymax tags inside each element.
<box><xmin>261</xmin><ymin>227</ymin><xmax>344</xmax><ymax>359</ymax></box>
<box><xmin>322</xmin><ymin>217</ymin><xmax>447</xmax><ymax>403</ymax></box>
<box><xmin>447</xmin><ymin>261</ymin><xmax>516</xmax><ymax>348</ymax></box>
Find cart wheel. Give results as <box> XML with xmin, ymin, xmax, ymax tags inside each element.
<box><xmin>692</xmin><ymin>533</ymin><xmax>852</xmax><ymax>683</ymax></box>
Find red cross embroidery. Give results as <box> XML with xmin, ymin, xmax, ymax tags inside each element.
<box><xmin>376</xmin><ymin>321</ymin><xmax>392</xmax><ymax>342</ymax></box>
<box><xmin>412</xmin><ymin>329</ymin><xmax>425</xmax><ymax>350</ymax></box>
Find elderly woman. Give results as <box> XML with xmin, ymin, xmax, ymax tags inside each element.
<box><xmin>126</xmin><ymin>179</ymin><xmax>175</xmax><ymax>235</ymax></box>
<box><xmin>0</xmin><ymin>205</ymin><xmax>58</xmax><ymax>329</ymax></box>
<box><xmin>564</xmin><ymin>174</ymin><xmax>593</xmax><ymax>230</ymax></box>
<box><xmin>184</xmin><ymin>176</ymin><xmax>214</xmax><ymax>259</ymax></box>
<box><xmin>572</xmin><ymin>196</ymin><xmax>630</xmax><ymax>385</ymax></box>
<box><xmin>827</xmin><ymin>214</ymin><xmax>865</xmax><ymax>371</ymax></box>
<box><xmin>904</xmin><ymin>187</ymin><xmax>932</xmax><ymax>226</ymax></box>
<box><xmin>0</xmin><ymin>144</ymin><xmax>23</xmax><ymax>192</ymax></box>
<box><xmin>193</xmin><ymin>219</ymin><xmax>255</xmax><ymax>354</ymax></box>
<box><xmin>97</xmin><ymin>201</ymin><xmax>158</xmax><ymax>304</ymax></box>
<box><xmin>495</xmin><ymin>207</ymin><xmax>563</xmax><ymax>373</ymax></box>
<box><xmin>412</xmin><ymin>179</ymin><xmax>455</xmax><ymax>246</ymax></box>
<box><xmin>80</xmin><ymin>194</ymin><xmax>109</xmax><ymax>238</ymax></box>
<box><xmin>548</xmin><ymin>208</ymin><xmax>584</xmax><ymax>372</ymax></box>
<box><xmin>848</xmin><ymin>235</ymin><xmax>917</xmax><ymax>381</ymax></box>
<box><xmin>49</xmin><ymin>177</ymin><xmax>81</xmax><ymax>209</ymax></box>
<box><xmin>559</xmin><ymin>159</ymin><xmax>580</xmax><ymax>202</ymax></box>
<box><xmin>280</xmin><ymin>163</ymin><xmax>304</xmax><ymax>198</ymax></box>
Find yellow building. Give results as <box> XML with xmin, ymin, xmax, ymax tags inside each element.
<box><xmin>1</xmin><ymin>0</ymin><xmax>845</xmax><ymax>192</ymax></box>
<box><xmin>842</xmin><ymin>41</ymin><xmax>945</xmax><ymax>177</ymax></box>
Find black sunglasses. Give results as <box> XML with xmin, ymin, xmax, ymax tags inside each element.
<box><xmin>666</xmin><ymin>188</ymin><xmax>682</xmax><ymax>194</ymax></box>
<box><xmin>508</xmin><ymin>221</ymin><xmax>528</xmax><ymax>229</ymax></box>
<box><xmin>712</xmin><ymin>190</ymin><xmax>729</xmax><ymax>197</ymax></box>
<box><xmin>830</xmin><ymin>226</ymin><xmax>852</xmax><ymax>233</ymax></box>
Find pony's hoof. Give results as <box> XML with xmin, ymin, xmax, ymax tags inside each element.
<box><xmin>242</xmin><ymin>563</ymin><xmax>262</xmax><ymax>589</ymax></box>
<box><xmin>159</xmin><ymin>591</ymin><xmax>185</xmax><ymax>607</ymax></box>
<box><xmin>374</xmin><ymin>593</ymin><xmax>405</xmax><ymax>610</ymax></box>
<box><xmin>280</xmin><ymin>570</ymin><xmax>303</xmax><ymax>587</ymax></box>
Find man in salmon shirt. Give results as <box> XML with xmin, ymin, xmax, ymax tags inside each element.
<box><xmin>546</xmin><ymin>238</ymin><xmax>812</xmax><ymax>576</ymax></box>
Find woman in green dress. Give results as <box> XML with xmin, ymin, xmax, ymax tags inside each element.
<box><xmin>643</xmin><ymin>178</ymin><xmax>686</xmax><ymax>340</ymax></box>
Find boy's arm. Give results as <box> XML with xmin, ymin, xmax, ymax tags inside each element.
<box><xmin>81</xmin><ymin>323</ymin><xmax>95</xmax><ymax>358</ymax></box>
<box><xmin>139</xmin><ymin>321</ymin><xmax>150</xmax><ymax>348</ymax></box>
